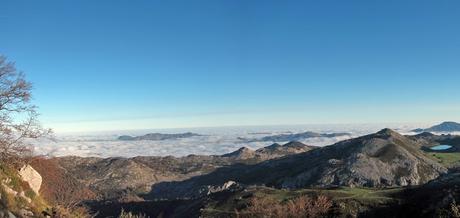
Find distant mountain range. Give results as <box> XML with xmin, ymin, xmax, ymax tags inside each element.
<box><xmin>239</xmin><ymin>131</ymin><xmax>352</xmax><ymax>142</ymax></box>
<box><xmin>412</xmin><ymin>121</ymin><xmax>460</xmax><ymax>133</ymax></box>
<box><xmin>118</xmin><ymin>132</ymin><xmax>201</xmax><ymax>141</ymax></box>
<box><xmin>151</xmin><ymin>129</ymin><xmax>448</xmax><ymax>199</ymax></box>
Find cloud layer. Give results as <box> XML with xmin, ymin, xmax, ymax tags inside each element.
<box><xmin>32</xmin><ymin>124</ymin><xmax>421</xmax><ymax>158</ymax></box>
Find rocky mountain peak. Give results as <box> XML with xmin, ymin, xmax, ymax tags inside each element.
<box><xmin>264</xmin><ymin>143</ymin><xmax>282</xmax><ymax>150</ymax></box>
<box><xmin>236</xmin><ymin>147</ymin><xmax>253</xmax><ymax>153</ymax></box>
<box><xmin>376</xmin><ymin>128</ymin><xmax>401</xmax><ymax>137</ymax></box>
<box><xmin>377</xmin><ymin>128</ymin><xmax>396</xmax><ymax>134</ymax></box>
<box><xmin>283</xmin><ymin>141</ymin><xmax>308</xmax><ymax>148</ymax></box>
<box><xmin>221</xmin><ymin>147</ymin><xmax>255</xmax><ymax>159</ymax></box>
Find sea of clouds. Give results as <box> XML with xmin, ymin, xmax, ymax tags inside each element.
<box><xmin>31</xmin><ymin>123</ymin><xmax>425</xmax><ymax>158</ymax></box>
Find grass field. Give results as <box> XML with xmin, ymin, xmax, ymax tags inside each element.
<box><xmin>251</xmin><ymin>186</ymin><xmax>401</xmax><ymax>203</ymax></box>
<box><xmin>200</xmin><ymin>186</ymin><xmax>403</xmax><ymax>217</ymax></box>
<box><xmin>429</xmin><ymin>152</ymin><xmax>460</xmax><ymax>167</ymax></box>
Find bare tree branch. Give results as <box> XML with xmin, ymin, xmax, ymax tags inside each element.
<box><xmin>0</xmin><ymin>55</ymin><xmax>52</xmax><ymax>164</ymax></box>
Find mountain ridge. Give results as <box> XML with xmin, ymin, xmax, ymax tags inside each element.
<box><xmin>118</xmin><ymin>132</ymin><xmax>202</xmax><ymax>141</ymax></box>
<box><xmin>149</xmin><ymin>128</ymin><xmax>448</xmax><ymax>199</ymax></box>
<box><xmin>239</xmin><ymin>131</ymin><xmax>352</xmax><ymax>142</ymax></box>
<box><xmin>413</xmin><ymin>121</ymin><xmax>460</xmax><ymax>133</ymax></box>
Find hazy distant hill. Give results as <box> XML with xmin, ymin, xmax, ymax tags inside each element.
<box><xmin>240</xmin><ymin>131</ymin><xmax>351</xmax><ymax>142</ymax></box>
<box><xmin>413</xmin><ymin>121</ymin><xmax>460</xmax><ymax>133</ymax></box>
<box><xmin>118</xmin><ymin>132</ymin><xmax>201</xmax><ymax>141</ymax></box>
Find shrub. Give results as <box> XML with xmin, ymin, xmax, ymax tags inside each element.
<box><xmin>449</xmin><ymin>201</ymin><xmax>460</xmax><ymax>218</ymax></box>
<box><xmin>49</xmin><ymin>204</ymin><xmax>94</xmax><ymax>218</ymax></box>
<box><xmin>118</xmin><ymin>209</ymin><xmax>147</xmax><ymax>218</ymax></box>
<box><xmin>434</xmin><ymin>200</ymin><xmax>460</xmax><ymax>218</ymax></box>
<box><xmin>240</xmin><ymin>195</ymin><xmax>332</xmax><ymax>218</ymax></box>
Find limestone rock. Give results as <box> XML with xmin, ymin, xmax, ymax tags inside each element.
<box><xmin>18</xmin><ymin>165</ymin><xmax>42</xmax><ymax>195</ymax></box>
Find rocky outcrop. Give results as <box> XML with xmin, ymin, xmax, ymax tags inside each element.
<box><xmin>200</xmin><ymin>181</ymin><xmax>241</xmax><ymax>196</ymax></box>
<box><xmin>18</xmin><ymin>165</ymin><xmax>42</xmax><ymax>195</ymax></box>
<box><xmin>0</xmin><ymin>166</ymin><xmax>43</xmax><ymax>218</ymax></box>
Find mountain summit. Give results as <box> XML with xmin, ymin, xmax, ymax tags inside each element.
<box><xmin>262</xmin><ymin>128</ymin><xmax>447</xmax><ymax>188</ymax></box>
<box><xmin>413</xmin><ymin>121</ymin><xmax>460</xmax><ymax>133</ymax></box>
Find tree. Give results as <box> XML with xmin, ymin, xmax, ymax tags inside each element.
<box><xmin>0</xmin><ymin>55</ymin><xmax>51</xmax><ymax>163</ymax></box>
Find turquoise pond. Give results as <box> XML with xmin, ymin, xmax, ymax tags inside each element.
<box><xmin>430</xmin><ymin>145</ymin><xmax>453</xmax><ymax>151</ymax></box>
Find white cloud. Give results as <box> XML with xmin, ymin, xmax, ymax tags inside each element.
<box><xmin>31</xmin><ymin>123</ymin><xmax>422</xmax><ymax>158</ymax></box>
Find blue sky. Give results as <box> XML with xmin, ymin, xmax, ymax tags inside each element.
<box><xmin>1</xmin><ymin>0</ymin><xmax>460</xmax><ymax>132</ymax></box>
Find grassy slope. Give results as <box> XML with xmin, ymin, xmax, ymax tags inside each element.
<box><xmin>200</xmin><ymin>186</ymin><xmax>402</xmax><ymax>217</ymax></box>
<box><xmin>428</xmin><ymin>152</ymin><xmax>460</xmax><ymax>167</ymax></box>
<box><xmin>0</xmin><ymin>163</ymin><xmax>48</xmax><ymax>216</ymax></box>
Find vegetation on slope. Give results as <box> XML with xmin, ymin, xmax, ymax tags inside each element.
<box><xmin>237</xmin><ymin>195</ymin><xmax>332</xmax><ymax>218</ymax></box>
<box><xmin>198</xmin><ymin>185</ymin><xmax>402</xmax><ymax>218</ymax></box>
<box><xmin>29</xmin><ymin>157</ymin><xmax>97</xmax><ymax>205</ymax></box>
<box><xmin>0</xmin><ymin>163</ymin><xmax>47</xmax><ymax>217</ymax></box>
<box><xmin>429</xmin><ymin>152</ymin><xmax>460</xmax><ymax>168</ymax></box>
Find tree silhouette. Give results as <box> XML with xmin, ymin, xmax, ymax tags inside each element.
<box><xmin>0</xmin><ymin>55</ymin><xmax>51</xmax><ymax>163</ymax></box>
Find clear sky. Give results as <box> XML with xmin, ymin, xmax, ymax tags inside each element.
<box><xmin>1</xmin><ymin>0</ymin><xmax>460</xmax><ymax>133</ymax></box>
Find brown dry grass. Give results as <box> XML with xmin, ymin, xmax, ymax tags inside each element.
<box><xmin>29</xmin><ymin>157</ymin><xmax>97</xmax><ymax>205</ymax></box>
<box><xmin>239</xmin><ymin>195</ymin><xmax>332</xmax><ymax>218</ymax></box>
